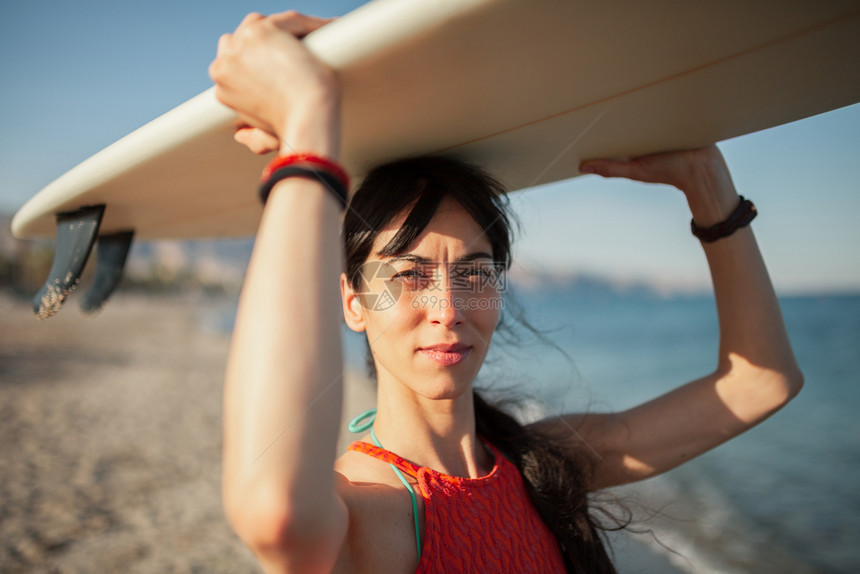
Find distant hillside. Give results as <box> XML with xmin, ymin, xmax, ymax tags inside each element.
<box><xmin>2</xmin><ymin>212</ymin><xmax>692</xmax><ymax>301</ymax></box>
<box><xmin>124</xmin><ymin>238</ymin><xmax>253</xmax><ymax>291</ymax></box>
<box><xmin>1</xmin><ymin>212</ymin><xmax>253</xmax><ymax>297</ymax></box>
<box><xmin>506</xmin><ymin>265</ymin><xmax>673</xmax><ymax>300</ymax></box>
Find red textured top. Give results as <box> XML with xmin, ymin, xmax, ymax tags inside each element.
<box><xmin>347</xmin><ymin>440</ymin><xmax>567</xmax><ymax>573</ymax></box>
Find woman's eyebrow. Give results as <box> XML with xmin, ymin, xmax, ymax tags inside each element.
<box><xmin>383</xmin><ymin>252</ymin><xmax>494</xmax><ymax>264</ymax></box>
<box><xmin>456</xmin><ymin>252</ymin><xmax>494</xmax><ymax>263</ymax></box>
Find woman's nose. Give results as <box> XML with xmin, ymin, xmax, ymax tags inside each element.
<box><xmin>426</xmin><ymin>275</ymin><xmax>465</xmax><ymax>327</ymax></box>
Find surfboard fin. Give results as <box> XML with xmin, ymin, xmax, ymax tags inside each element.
<box><xmin>80</xmin><ymin>231</ymin><xmax>135</xmax><ymax>315</ymax></box>
<box><xmin>33</xmin><ymin>205</ymin><xmax>104</xmax><ymax>319</ymax></box>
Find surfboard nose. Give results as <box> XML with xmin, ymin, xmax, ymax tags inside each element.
<box><xmin>32</xmin><ymin>205</ymin><xmax>134</xmax><ymax>319</ymax></box>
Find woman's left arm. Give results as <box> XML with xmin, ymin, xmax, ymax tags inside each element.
<box><xmin>536</xmin><ymin>146</ymin><xmax>804</xmax><ymax>490</ymax></box>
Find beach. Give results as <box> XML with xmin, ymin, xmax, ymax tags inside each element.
<box><xmin>0</xmin><ymin>293</ymin><xmax>373</xmax><ymax>573</ymax></box>
<box><xmin>1</xmin><ymin>292</ymin><xmax>692</xmax><ymax>573</ymax></box>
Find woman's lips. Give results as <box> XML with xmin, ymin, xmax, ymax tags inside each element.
<box><xmin>418</xmin><ymin>345</ymin><xmax>471</xmax><ymax>366</ymax></box>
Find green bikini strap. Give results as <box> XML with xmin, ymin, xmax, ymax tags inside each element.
<box><xmin>349</xmin><ymin>409</ymin><xmax>422</xmax><ymax>559</ymax></box>
<box><xmin>370</xmin><ymin>426</ymin><xmax>422</xmax><ymax>558</ymax></box>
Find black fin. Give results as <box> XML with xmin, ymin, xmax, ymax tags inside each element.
<box><xmin>80</xmin><ymin>231</ymin><xmax>135</xmax><ymax>314</ymax></box>
<box><xmin>32</xmin><ymin>205</ymin><xmax>104</xmax><ymax>319</ymax></box>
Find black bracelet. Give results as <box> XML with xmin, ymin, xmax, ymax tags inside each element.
<box><xmin>259</xmin><ymin>166</ymin><xmax>348</xmax><ymax>209</ymax></box>
<box><xmin>690</xmin><ymin>196</ymin><xmax>757</xmax><ymax>243</ymax></box>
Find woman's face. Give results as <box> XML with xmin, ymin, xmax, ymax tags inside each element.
<box><xmin>343</xmin><ymin>196</ymin><xmax>504</xmax><ymax>400</ymax></box>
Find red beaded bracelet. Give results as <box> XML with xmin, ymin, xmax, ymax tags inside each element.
<box><xmin>261</xmin><ymin>153</ymin><xmax>350</xmax><ymax>191</ymax></box>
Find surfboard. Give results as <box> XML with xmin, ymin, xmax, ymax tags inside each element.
<box><xmin>11</xmin><ymin>0</ymin><xmax>860</xmax><ymax>316</ymax></box>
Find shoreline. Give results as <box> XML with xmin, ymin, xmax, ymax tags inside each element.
<box><xmin>0</xmin><ymin>292</ymin><xmax>682</xmax><ymax>572</ymax></box>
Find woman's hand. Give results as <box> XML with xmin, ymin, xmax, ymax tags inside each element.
<box><xmin>209</xmin><ymin>11</ymin><xmax>341</xmax><ymax>157</ymax></box>
<box><xmin>580</xmin><ymin>145</ymin><xmax>741</xmax><ymax>227</ymax></box>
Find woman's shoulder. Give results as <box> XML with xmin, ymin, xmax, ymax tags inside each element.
<box><xmin>335</xmin><ymin>444</ymin><xmax>426</xmax><ymax>524</ymax></box>
<box><xmin>333</xmin><ymin>446</ymin><xmax>416</xmax><ymax>509</ymax></box>
<box><xmin>332</xmin><ymin>449</ymin><xmax>422</xmax><ymax>574</ymax></box>
<box><xmin>335</xmin><ymin>444</ymin><xmax>397</xmax><ymax>484</ymax></box>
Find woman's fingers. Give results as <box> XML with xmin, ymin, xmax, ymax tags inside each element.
<box><xmin>237</xmin><ymin>12</ymin><xmax>265</xmax><ymax>29</ymax></box>
<box><xmin>268</xmin><ymin>11</ymin><xmax>335</xmax><ymax>38</ymax></box>
<box><xmin>580</xmin><ymin>146</ymin><xmax>726</xmax><ymax>191</ymax></box>
<box><xmin>210</xmin><ymin>10</ymin><xmax>341</xmax><ymax>157</ymax></box>
<box><xmin>234</xmin><ymin>126</ymin><xmax>281</xmax><ymax>155</ymax></box>
<box><xmin>579</xmin><ymin>156</ymin><xmax>677</xmax><ymax>186</ymax></box>
<box><xmin>580</xmin><ymin>158</ymin><xmax>643</xmax><ymax>180</ymax></box>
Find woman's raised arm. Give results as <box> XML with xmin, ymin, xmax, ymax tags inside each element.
<box><xmin>539</xmin><ymin>146</ymin><xmax>804</xmax><ymax>490</ymax></box>
<box><xmin>211</xmin><ymin>12</ymin><xmax>348</xmax><ymax>572</ymax></box>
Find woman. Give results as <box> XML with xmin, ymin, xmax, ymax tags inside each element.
<box><xmin>210</xmin><ymin>11</ymin><xmax>803</xmax><ymax>574</ymax></box>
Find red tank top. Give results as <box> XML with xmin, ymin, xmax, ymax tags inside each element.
<box><xmin>347</xmin><ymin>440</ymin><xmax>567</xmax><ymax>573</ymax></box>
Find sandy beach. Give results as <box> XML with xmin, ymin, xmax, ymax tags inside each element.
<box><xmin>0</xmin><ymin>292</ymin><xmax>681</xmax><ymax>573</ymax></box>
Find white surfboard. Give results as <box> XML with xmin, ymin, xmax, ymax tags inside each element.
<box><xmin>11</xmin><ymin>0</ymin><xmax>860</xmax><ymax>316</ymax></box>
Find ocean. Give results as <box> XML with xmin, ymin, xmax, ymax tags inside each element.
<box><xmin>217</xmin><ymin>289</ymin><xmax>860</xmax><ymax>572</ymax></box>
<box><xmin>472</xmin><ymin>290</ymin><xmax>859</xmax><ymax>573</ymax></box>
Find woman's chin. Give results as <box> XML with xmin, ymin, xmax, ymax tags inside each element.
<box><xmin>413</xmin><ymin>372</ymin><xmax>478</xmax><ymax>401</ymax></box>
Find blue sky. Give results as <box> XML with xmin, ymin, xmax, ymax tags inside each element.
<box><xmin>1</xmin><ymin>1</ymin><xmax>858</xmax><ymax>294</ymax></box>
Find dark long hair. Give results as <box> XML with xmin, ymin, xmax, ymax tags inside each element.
<box><xmin>342</xmin><ymin>156</ymin><xmax>620</xmax><ymax>573</ymax></box>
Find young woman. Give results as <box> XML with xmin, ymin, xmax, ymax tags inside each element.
<box><xmin>210</xmin><ymin>11</ymin><xmax>803</xmax><ymax>574</ymax></box>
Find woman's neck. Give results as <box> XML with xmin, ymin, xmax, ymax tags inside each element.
<box><xmin>371</xmin><ymin>378</ymin><xmax>493</xmax><ymax>478</ymax></box>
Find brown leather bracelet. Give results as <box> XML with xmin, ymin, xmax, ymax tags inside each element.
<box><xmin>690</xmin><ymin>196</ymin><xmax>757</xmax><ymax>243</ymax></box>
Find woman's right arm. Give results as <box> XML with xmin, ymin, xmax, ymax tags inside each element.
<box><xmin>211</xmin><ymin>12</ymin><xmax>348</xmax><ymax>573</ymax></box>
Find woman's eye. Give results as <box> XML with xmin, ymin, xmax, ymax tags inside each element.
<box><xmin>391</xmin><ymin>269</ymin><xmax>432</xmax><ymax>288</ymax></box>
<box><xmin>455</xmin><ymin>265</ymin><xmax>493</xmax><ymax>279</ymax></box>
<box><xmin>392</xmin><ymin>269</ymin><xmax>424</xmax><ymax>279</ymax></box>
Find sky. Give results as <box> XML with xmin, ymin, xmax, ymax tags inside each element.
<box><xmin>1</xmin><ymin>0</ymin><xmax>858</xmax><ymax>295</ymax></box>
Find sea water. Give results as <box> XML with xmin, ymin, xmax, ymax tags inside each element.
<box><xmin>471</xmin><ymin>291</ymin><xmax>860</xmax><ymax>573</ymax></box>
